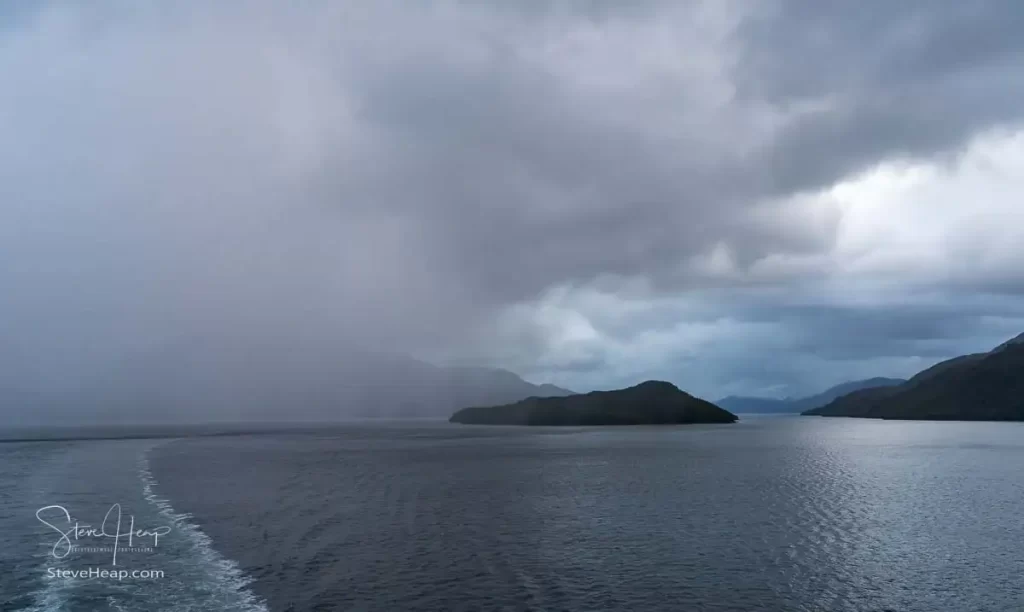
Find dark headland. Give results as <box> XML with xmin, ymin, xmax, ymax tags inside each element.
<box><xmin>803</xmin><ymin>332</ymin><xmax>1024</xmax><ymax>421</ymax></box>
<box><xmin>449</xmin><ymin>380</ymin><xmax>738</xmax><ymax>426</ymax></box>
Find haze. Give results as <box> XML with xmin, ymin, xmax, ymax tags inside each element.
<box><xmin>3</xmin><ymin>1</ymin><xmax>1024</xmax><ymax>424</ymax></box>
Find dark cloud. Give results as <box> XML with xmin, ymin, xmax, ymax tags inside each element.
<box><xmin>2</xmin><ymin>0</ymin><xmax>1024</xmax><ymax>404</ymax></box>
<box><xmin>737</xmin><ymin>0</ymin><xmax>1024</xmax><ymax>196</ymax></box>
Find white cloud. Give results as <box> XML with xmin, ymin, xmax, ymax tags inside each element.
<box><xmin>489</xmin><ymin>127</ymin><xmax>1024</xmax><ymax>395</ymax></box>
<box><xmin>831</xmin><ymin>128</ymin><xmax>1024</xmax><ymax>284</ymax></box>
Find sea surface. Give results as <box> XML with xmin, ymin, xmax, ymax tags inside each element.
<box><xmin>2</xmin><ymin>416</ymin><xmax>1024</xmax><ymax>611</ymax></box>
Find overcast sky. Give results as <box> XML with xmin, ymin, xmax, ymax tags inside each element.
<box><xmin>3</xmin><ymin>1</ymin><xmax>1024</xmax><ymax>401</ymax></box>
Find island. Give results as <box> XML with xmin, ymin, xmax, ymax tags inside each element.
<box><xmin>449</xmin><ymin>380</ymin><xmax>738</xmax><ymax>426</ymax></box>
<box><xmin>803</xmin><ymin>332</ymin><xmax>1024</xmax><ymax>420</ymax></box>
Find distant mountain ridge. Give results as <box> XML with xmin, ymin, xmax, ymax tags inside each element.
<box><xmin>717</xmin><ymin>377</ymin><xmax>907</xmax><ymax>414</ymax></box>
<box><xmin>804</xmin><ymin>333</ymin><xmax>1024</xmax><ymax>420</ymax></box>
<box><xmin>3</xmin><ymin>338</ymin><xmax>574</xmax><ymax>425</ymax></box>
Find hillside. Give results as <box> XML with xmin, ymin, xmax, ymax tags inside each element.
<box><xmin>804</xmin><ymin>334</ymin><xmax>1024</xmax><ymax>420</ymax></box>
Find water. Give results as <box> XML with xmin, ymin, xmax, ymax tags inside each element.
<box><xmin>0</xmin><ymin>438</ymin><xmax>266</xmax><ymax>611</ymax></box>
<box><xmin>3</xmin><ymin>416</ymin><xmax>1024</xmax><ymax>611</ymax></box>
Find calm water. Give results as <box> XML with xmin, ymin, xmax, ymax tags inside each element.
<box><xmin>2</xmin><ymin>416</ymin><xmax>1024</xmax><ymax>611</ymax></box>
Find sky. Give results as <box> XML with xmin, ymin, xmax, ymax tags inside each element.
<box><xmin>3</xmin><ymin>0</ymin><xmax>1024</xmax><ymax>402</ymax></box>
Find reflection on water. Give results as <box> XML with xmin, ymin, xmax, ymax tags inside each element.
<box><xmin>144</xmin><ymin>417</ymin><xmax>1024</xmax><ymax>612</ymax></box>
<box><xmin>3</xmin><ymin>417</ymin><xmax>1023</xmax><ymax>610</ymax></box>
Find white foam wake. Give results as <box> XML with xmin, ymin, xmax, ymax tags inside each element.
<box><xmin>138</xmin><ymin>444</ymin><xmax>269</xmax><ymax>612</ymax></box>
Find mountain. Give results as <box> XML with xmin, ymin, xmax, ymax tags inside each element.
<box><xmin>450</xmin><ymin>380</ymin><xmax>737</xmax><ymax>426</ymax></box>
<box><xmin>804</xmin><ymin>333</ymin><xmax>1024</xmax><ymax>420</ymax></box>
<box><xmin>432</xmin><ymin>366</ymin><xmax>575</xmax><ymax>416</ymax></box>
<box><xmin>992</xmin><ymin>332</ymin><xmax>1024</xmax><ymax>353</ymax></box>
<box><xmin>717</xmin><ymin>377</ymin><xmax>907</xmax><ymax>414</ymax></box>
<box><xmin>3</xmin><ymin>335</ymin><xmax>574</xmax><ymax>425</ymax></box>
<box><xmin>715</xmin><ymin>396</ymin><xmax>792</xmax><ymax>414</ymax></box>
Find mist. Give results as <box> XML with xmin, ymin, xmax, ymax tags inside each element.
<box><xmin>4</xmin><ymin>1</ymin><xmax>1024</xmax><ymax>422</ymax></box>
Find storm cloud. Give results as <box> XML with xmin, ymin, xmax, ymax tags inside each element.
<box><xmin>3</xmin><ymin>0</ymin><xmax>1024</xmax><ymax>404</ymax></box>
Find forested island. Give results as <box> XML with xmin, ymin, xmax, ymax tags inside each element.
<box><xmin>449</xmin><ymin>380</ymin><xmax>738</xmax><ymax>426</ymax></box>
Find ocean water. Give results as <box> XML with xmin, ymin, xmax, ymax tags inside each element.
<box><xmin>2</xmin><ymin>416</ymin><xmax>1024</xmax><ymax>611</ymax></box>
